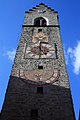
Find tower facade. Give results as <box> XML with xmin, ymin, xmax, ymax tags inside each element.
<box><xmin>0</xmin><ymin>3</ymin><xmax>75</xmax><ymax>120</ymax></box>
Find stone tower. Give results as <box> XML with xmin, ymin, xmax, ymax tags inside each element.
<box><xmin>0</xmin><ymin>3</ymin><xmax>75</xmax><ymax>120</ymax></box>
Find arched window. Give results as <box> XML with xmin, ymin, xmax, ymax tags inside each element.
<box><xmin>34</xmin><ymin>17</ymin><xmax>47</xmax><ymax>26</ymax></box>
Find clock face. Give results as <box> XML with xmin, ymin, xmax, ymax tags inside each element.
<box><xmin>19</xmin><ymin>69</ymin><xmax>59</xmax><ymax>85</ymax></box>
<box><xmin>25</xmin><ymin>43</ymin><xmax>55</xmax><ymax>58</ymax></box>
<box><xmin>24</xmin><ymin>33</ymin><xmax>55</xmax><ymax>58</ymax></box>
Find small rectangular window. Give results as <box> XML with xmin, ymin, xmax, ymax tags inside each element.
<box><xmin>38</xmin><ymin>29</ymin><xmax>42</xmax><ymax>33</ymax></box>
<box><xmin>54</xmin><ymin>43</ymin><xmax>58</xmax><ymax>59</ymax></box>
<box><xmin>37</xmin><ymin>87</ymin><xmax>43</xmax><ymax>94</ymax></box>
<box><xmin>38</xmin><ymin>65</ymin><xmax>43</xmax><ymax>69</ymax></box>
<box><xmin>31</xmin><ymin>109</ymin><xmax>38</xmax><ymax>120</ymax></box>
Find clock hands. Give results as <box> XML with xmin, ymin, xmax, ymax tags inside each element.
<box><xmin>39</xmin><ymin>41</ymin><xmax>49</xmax><ymax>58</ymax></box>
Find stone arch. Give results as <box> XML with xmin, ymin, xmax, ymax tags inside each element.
<box><xmin>33</xmin><ymin>17</ymin><xmax>49</xmax><ymax>26</ymax></box>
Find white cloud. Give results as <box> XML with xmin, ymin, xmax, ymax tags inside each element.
<box><xmin>72</xmin><ymin>41</ymin><xmax>80</xmax><ymax>75</ymax></box>
<box><xmin>6</xmin><ymin>49</ymin><xmax>16</xmax><ymax>62</ymax></box>
<box><xmin>64</xmin><ymin>41</ymin><xmax>80</xmax><ymax>75</ymax></box>
<box><xmin>64</xmin><ymin>49</ymin><xmax>69</xmax><ymax>65</ymax></box>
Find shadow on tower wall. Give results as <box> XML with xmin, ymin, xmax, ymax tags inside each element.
<box><xmin>0</xmin><ymin>76</ymin><xmax>75</xmax><ymax>120</ymax></box>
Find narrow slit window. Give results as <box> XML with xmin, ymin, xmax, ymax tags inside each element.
<box><xmin>38</xmin><ymin>65</ymin><xmax>43</xmax><ymax>69</ymax></box>
<box><xmin>38</xmin><ymin>29</ymin><xmax>42</xmax><ymax>33</ymax></box>
<box><xmin>37</xmin><ymin>87</ymin><xmax>43</xmax><ymax>94</ymax></box>
<box><xmin>31</xmin><ymin>109</ymin><xmax>38</xmax><ymax>120</ymax></box>
<box><xmin>54</xmin><ymin>43</ymin><xmax>58</xmax><ymax>59</ymax></box>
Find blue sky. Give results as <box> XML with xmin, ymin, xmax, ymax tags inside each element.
<box><xmin>0</xmin><ymin>0</ymin><xmax>80</xmax><ymax>120</ymax></box>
